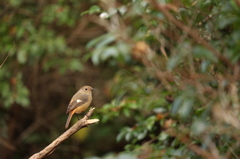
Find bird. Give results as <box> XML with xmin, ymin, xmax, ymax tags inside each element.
<box><xmin>65</xmin><ymin>85</ymin><xmax>94</xmax><ymax>129</ymax></box>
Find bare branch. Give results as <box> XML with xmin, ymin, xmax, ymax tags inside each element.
<box><xmin>0</xmin><ymin>44</ymin><xmax>15</xmax><ymax>68</ymax></box>
<box><xmin>0</xmin><ymin>137</ymin><xmax>16</xmax><ymax>151</ymax></box>
<box><xmin>29</xmin><ymin>107</ymin><xmax>99</xmax><ymax>159</ymax></box>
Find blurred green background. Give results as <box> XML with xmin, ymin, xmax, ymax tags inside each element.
<box><xmin>1</xmin><ymin>0</ymin><xmax>240</xmax><ymax>158</ymax></box>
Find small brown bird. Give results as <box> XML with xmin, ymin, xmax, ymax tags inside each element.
<box><xmin>65</xmin><ymin>85</ymin><xmax>94</xmax><ymax>129</ymax></box>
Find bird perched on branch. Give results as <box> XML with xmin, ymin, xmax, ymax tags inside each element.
<box><xmin>65</xmin><ymin>85</ymin><xmax>94</xmax><ymax>129</ymax></box>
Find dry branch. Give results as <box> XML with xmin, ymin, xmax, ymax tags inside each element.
<box><xmin>29</xmin><ymin>107</ymin><xmax>99</xmax><ymax>159</ymax></box>
<box><xmin>0</xmin><ymin>44</ymin><xmax>15</xmax><ymax>68</ymax></box>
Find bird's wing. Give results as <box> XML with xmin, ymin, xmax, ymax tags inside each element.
<box><xmin>66</xmin><ymin>94</ymin><xmax>89</xmax><ymax>114</ymax></box>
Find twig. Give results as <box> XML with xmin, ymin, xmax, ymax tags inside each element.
<box><xmin>29</xmin><ymin>107</ymin><xmax>99</xmax><ymax>159</ymax></box>
<box><xmin>0</xmin><ymin>44</ymin><xmax>15</xmax><ymax>68</ymax></box>
<box><xmin>67</xmin><ymin>20</ymin><xmax>89</xmax><ymax>44</ymax></box>
<box><xmin>0</xmin><ymin>137</ymin><xmax>16</xmax><ymax>151</ymax></box>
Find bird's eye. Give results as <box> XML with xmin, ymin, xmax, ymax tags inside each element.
<box><xmin>85</xmin><ymin>88</ymin><xmax>88</xmax><ymax>90</ymax></box>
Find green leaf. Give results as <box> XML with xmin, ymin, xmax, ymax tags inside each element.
<box><xmin>89</xmin><ymin>5</ymin><xmax>101</xmax><ymax>14</ymax></box>
<box><xmin>123</xmin><ymin>108</ymin><xmax>131</xmax><ymax>117</ymax></box>
<box><xmin>171</xmin><ymin>97</ymin><xmax>183</xmax><ymax>115</ymax></box>
<box><xmin>86</xmin><ymin>33</ymin><xmax>116</xmax><ymax>49</ymax></box>
<box><xmin>178</xmin><ymin>99</ymin><xmax>193</xmax><ymax>119</ymax></box>
<box><xmin>95</xmin><ymin>34</ymin><xmax>116</xmax><ymax>48</ymax></box>
<box><xmin>101</xmin><ymin>46</ymin><xmax>119</xmax><ymax>61</ymax></box>
<box><xmin>81</xmin><ymin>5</ymin><xmax>101</xmax><ymax>15</ymax></box>
<box><xmin>192</xmin><ymin>119</ymin><xmax>207</xmax><ymax>136</ymax></box>
<box><xmin>17</xmin><ymin>49</ymin><xmax>27</xmax><ymax>64</ymax></box>
<box><xmin>15</xmin><ymin>73</ymin><xmax>30</xmax><ymax>107</ymax></box>
<box><xmin>0</xmin><ymin>81</ymin><xmax>13</xmax><ymax>108</ymax></box>
<box><xmin>68</xmin><ymin>59</ymin><xmax>83</xmax><ymax>71</ymax></box>
<box><xmin>167</xmin><ymin>54</ymin><xmax>183</xmax><ymax>71</ymax></box>
<box><xmin>200</xmin><ymin>60</ymin><xmax>211</xmax><ymax>73</ymax></box>
<box><xmin>125</xmin><ymin>131</ymin><xmax>132</xmax><ymax>141</ymax></box>
<box><xmin>145</xmin><ymin>116</ymin><xmax>156</xmax><ymax>130</ymax></box>
<box><xmin>137</xmin><ymin>129</ymin><xmax>147</xmax><ymax>140</ymax></box>
<box><xmin>91</xmin><ymin>47</ymin><xmax>105</xmax><ymax>65</ymax></box>
<box><xmin>193</xmin><ymin>46</ymin><xmax>218</xmax><ymax>62</ymax></box>
<box><xmin>16</xmin><ymin>26</ymin><xmax>25</xmax><ymax>39</ymax></box>
<box><xmin>218</xmin><ymin>16</ymin><xmax>238</xmax><ymax>29</ymax></box>
<box><xmin>117</xmin><ymin>130</ymin><xmax>125</xmax><ymax>142</ymax></box>
<box><xmin>158</xmin><ymin>132</ymin><xmax>169</xmax><ymax>141</ymax></box>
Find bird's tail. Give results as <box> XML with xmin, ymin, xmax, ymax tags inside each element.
<box><xmin>65</xmin><ymin>112</ymin><xmax>74</xmax><ymax>129</ymax></box>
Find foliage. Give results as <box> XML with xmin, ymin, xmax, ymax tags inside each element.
<box><xmin>0</xmin><ymin>1</ymin><xmax>81</xmax><ymax>108</ymax></box>
<box><xmin>0</xmin><ymin>0</ymin><xmax>89</xmax><ymax>158</ymax></box>
<box><xmin>87</xmin><ymin>0</ymin><xmax>240</xmax><ymax>158</ymax></box>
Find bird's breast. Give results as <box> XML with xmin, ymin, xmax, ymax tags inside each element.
<box><xmin>74</xmin><ymin>102</ymin><xmax>90</xmax><ymax>114</ymax></box>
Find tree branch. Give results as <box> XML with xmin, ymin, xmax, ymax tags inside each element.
<box><xmin>0</xmin><ymin>43</ymin><xmax>15</xmax><ymax>68</ymax></box>
<box><xmin>29</xmin><ymin>107</ymin><xmax>99</xmax><ymax>159</ymax></box>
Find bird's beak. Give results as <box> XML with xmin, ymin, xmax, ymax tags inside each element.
<box><xmin>91</xmin><ymin>88</ymin><xmax>94</xmax><ymax>91</ymax></box>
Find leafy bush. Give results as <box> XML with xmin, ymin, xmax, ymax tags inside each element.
<box><xmin>87</xmin><ymin>0</ymin><xmax>240</xmax><ymax>158</ymax></box>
